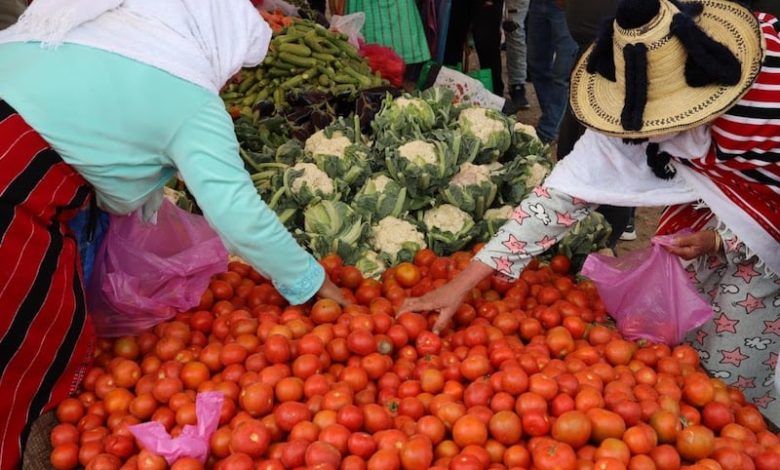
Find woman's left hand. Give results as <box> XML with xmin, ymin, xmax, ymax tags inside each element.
<box><xmin>663</xmin><ymin>230</ymin><xmax>721</xmax><ymax>260</ymax></box>
<box><xmin>317</xmin><ymin>277</ymin><xmax>350</xmax><ymax>306</ymax></box>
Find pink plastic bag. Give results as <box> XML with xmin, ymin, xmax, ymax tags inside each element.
<box><xmin>130</xmin><ymin>392</ymin><xmax>223</xmax><ymax>465</ymax></box>
<box><xmin>580</xmin><ymin>231</ymin><xmax>713</xmax><ymax>345</ymax></box>
<box><xmin>88</xmin><ymin>199</ymin><xmax>228</xmax><ymax>337</ymax></box>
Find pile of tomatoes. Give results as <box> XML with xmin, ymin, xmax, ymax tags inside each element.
<box><xmin>48</xmin><ymin>247</ymin><xmax>780</xmax><ymax>470</ymax></box>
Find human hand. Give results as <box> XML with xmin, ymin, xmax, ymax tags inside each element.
<box><xmin>317</xmin><ymin>277</ymin><xmax>350</xmax><ymax>306</ymax></box>
<box><xmin>663</xmin><ymin>230</ymin><xmax>722</xmax><ymax>260</ymax></box>
<box><xmin>398</xmin><ymin>285</ymin><xmax>466</xmax><ymax>335</ymax></box>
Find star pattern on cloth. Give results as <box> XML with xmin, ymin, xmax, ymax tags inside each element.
<box><xmin>736</xmin><ymin>293</ymin><xmax>766</xmax><ymax>314</ymax></box>
<box><xmin>732</xmin><ymin>263</ymin><xmax>761</xmax><ymax>283</ymax></box>
<box><xmin>719</xmin><ymin>347</ymin><xmax>749</xmax><ymax>367</ymax></box>
<box><xmin>763</xmin><ymin>318</ymin><xmax>780</xmax><ymax>337</ymax></box>
<box><xmin>571</xmin><ymin>197</ymin><xmax>588</xmax><ymax>205</ymax></box>
<box><xmin>732</xmin><ymin>375</ymin><xmax>756</xmax><ymax>390</ymax></box>
<box><xmin>536</xmin><ymin>235</ymin><xmax>557</xmax><ymax>251</ymax></box>
<box><xmin>695</xmin><ymin>330</ymin><xmax>708</xmax><ymax>346</ymax></box>
<box><xmin>686</xmin><ymin>270</ymin><xmax>699</xmax><ymax>284</ymax></box>
<box><xmin>713</xmin><ymin>313</ymin><xmax>739</xmax><ymax>334</ymax></box>
<box><xmin>510</xmin><ymin>207</ymin><xmax>530</xmax><ymax>225</ymax></box>
<box><xmin>726</xmin><ymin>237</ymin><xmax>741</xmax><ymax>252</ymax></box>
<box><xmin>492</xmin><ymin>256</ymin><xmax>515</xmax><ymax>276</ymax></box>
<box><xmin>763</xmin><ymin>352</ymin><xmax>778</xmax><ymax>370</ymax></box>
<box><xmin>555</xmin><ymin>211</ymin><xmax>577</xmax><ymax>227</ymax></box>
<box><xmin>753</xmin><ymin>392</ymin><xmax>776</xmax><ymax>409</ymax></box>
<box><xmin>707</xmin><ymin>286</ymin><xmax>720</xmax><ymax>300</ymax></box>
<box><xmin>707</xmin><ymin>256</ymin><xmax>725</xmax><ymax>270</ymax></box>
<box><xmin>532</xmin><ymin>186</ymin><xmax>551</xmax><ymax>198</ymax></box>
<box><xmin>501</xmin><ymin>234</ymin><xmax>527</xmax><ymax>254</ymax></box>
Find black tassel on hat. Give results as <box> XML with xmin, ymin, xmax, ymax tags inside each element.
<box><xmin>587</xmin><ymin>17</ymin><xmax>617</xmax><ymax>81</ymax></box>
<box><xmin>646</xmin><ymin>143</ymin><xmax>677</xmax><ymax>180</ymax></box>
<box><xmin>621</xmin><ymin>43</ymin><xmax>649</xmax><ymax>131</ymax></box>
<box><xmin>670</xmin><ymin>12</ymin><xmax>742</xmax><ymax>87</ymax></box>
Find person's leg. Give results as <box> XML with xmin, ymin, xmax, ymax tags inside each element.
<box><xmin>443</xmin><ymin>0</ymin><xmax>471</xmax><ymax>67</ymax></box>
<box><xmin>527</xmin><ymin>0</ymin><xmax>556</xmax><ymax>139</ymax></box>
<box><xmin>534</xmin><ymin>0</ymin><xmax>577</xmax><ymax>143</ymax></box>
<box><xmin>504</xmin><ymin>0</ymin><xmax>530</xmax><ymax>110</ymax></box>
<box><xmin>596</xmin><ymin>205</ymin><xmax>632</xmax><ymax>249</ymax></box>
<box><xmin>472</xmin><ymin>0</ymin><xmax>505</xmax><ymax>95</ymax></box>
<box><xmin>620</xmin><ymin>207</ymin><xmax>637</xmax><ymax>240</ymax></box>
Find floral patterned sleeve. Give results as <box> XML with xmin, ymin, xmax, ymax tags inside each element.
<box><xmin>473</xmin><ymin>186</ymin><xmax>597</xmax><ymax>278</ymax></box>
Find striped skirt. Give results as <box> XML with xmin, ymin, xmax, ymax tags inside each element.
<box><xmin>0</xmin><ymin>100</ymin><xmax>94</xmax><ymax>468</ymax></box>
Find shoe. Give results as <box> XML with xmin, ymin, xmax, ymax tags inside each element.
<box><xmin>620</xmin><ymin>224</ymin><xmax>637</xmax><ymax>241</ymax></box>
<box><xmin>510</xmin><ymin>84</ymin><xmax>530</xmax><ymax>110</ymax></box>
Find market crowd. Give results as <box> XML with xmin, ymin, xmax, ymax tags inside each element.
<box><xmin>0</xmin><ymin>0</ymin><xmax>779</xmax><ymax>467</ymax></box>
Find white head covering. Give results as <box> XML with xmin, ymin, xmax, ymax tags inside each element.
<box><xmin>0</xmin><ymin>0</ymin><xmax>272</xmax><ymax>94</ymax></box>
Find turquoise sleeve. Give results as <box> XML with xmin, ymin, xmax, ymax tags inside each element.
<box><xmin>167</xmin><ymin>97</ymin><xmax>325</xmax><ymax>305</ymax></box>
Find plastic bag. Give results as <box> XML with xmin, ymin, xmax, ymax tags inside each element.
<box><xmin>359</xmin><ymin>43</ymin><xmax>405</xmax><ymax>87</ymax></box>
<box><xmin>580</xmin><ymin>231</ymin><xmax>713</xmax><ymax>345</ymax></box>
<box><xmin>68</xmin><ymin>201</ymin><xmax>110</xmax><ymax>286</ymax></box>
<box><xmin>130</xmin><ymin>392</ymin><xmax>223</xmax><ymax>465</ymax></box>
<box><xmin>329</xmin><ymin>13</ymin><xmax>365</xmax><ymax>48</ymax></box>
<box><xmin>88</xmin><ymin>199</ymin><xmax>228</xmax><ymax>337</ymax></box>
<box><xmin>432</xmin><ymin>66</ymin><xmax>505</xmax><ymax>111</ymax></box>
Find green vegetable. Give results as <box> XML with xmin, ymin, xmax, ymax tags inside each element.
<box><xmin>351</xmin><ymin>174</ymin><xmax>410</xmax><ymax>222</ymax></box>
<box><xmin>304</xmin><ymin>200</ymin><xmax>367</xmax><ymax>263</ymax></box>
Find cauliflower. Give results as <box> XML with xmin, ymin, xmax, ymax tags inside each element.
<box><xmin>421</xmin><ymin>204</ymin><xmax>476</xmax><ymax>253</ymax></box>
<box><xmin>513</xmin><ymin>122</ymin><xmax>538</xmax><ymax>140</ymax></box>
<box><xmin>459</xmin><ymin>107</ymin><xmax>509</xmax><ymax>145</ymax></box>
<box><xmin>355</xmin><ymin>250</ymin><xmax>387</xmax><ymax>279</ymax></box>
<box><xmin>369</xmin><ymin>174</ymin><xmax>393</xmax><ymax>192</ymax></box>
<box><xmin>304</xmin><ymin>130</ymin><xmax>353</xmax><ymax>157</ymax></box>
<box><xmin>398</xmin><ymin>140</ymin><xmax>438</xmax><ymax>166</ymax></box>
<box><xmin>450</xmin><ymin>163</ymin><xmax>492</xmax><ymax>187</ymax></box>
<box><xmin>523</xmin><ymin>162</ymin><xmax>550</xmax><ymax>189</ymax></box>
<box><xmin>370</xmin><ymin>216</ymin><xmax>426</xmax><ymax>263</ymax></box>
<box><xmin>289</xmin><ymin>162</ymin><xmax>335</xmax><ymax>195</ymax></box>
<box><xmin>423</xmin><ymin>204</ymin><xmax>473</xmax><ymax>234</ymax></box>
<box><xmin>440</xmin><ymin>163</ymin><xmax>498</xmax><ymax>219</ymax></box>
<box><xmin>373</xmin><ymin>95</ymin><xmax>437</xmax><ymax>134</ymax></box>
<box><xmin>484</xmin><ymin>205</ymin><xmax>514</xmax><ymax>220</ymax></box>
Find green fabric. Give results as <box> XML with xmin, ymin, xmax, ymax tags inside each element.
<box><xmin>0</xmin><ymin>42</ymin><xmax>324</xmax><ymax>305</ymax></box>
<box><xmin>347</xmin><ymin>0</ymin><xmax>431</xmax><ymax>64</ymax></box>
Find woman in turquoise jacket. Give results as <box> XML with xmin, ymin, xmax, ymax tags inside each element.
<box><xmin>0</xmin><ymin>0</ymin><xmax>344</xmax><ymax>465</ymax></box>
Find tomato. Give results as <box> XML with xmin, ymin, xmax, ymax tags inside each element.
<box><xmin>649</xmin><ymin>445</ymin><xmax>680</xmax><ymax>470</ymax></box>
<box><xmin>552</xmin><ymin>410</ymin><xmax>592</xmax><ymax>449</ymax></box>
<box><xmin>550</xmin><ymin>255</ymin><xmax>572</xmax><ymax>274</ymax></box>
<box><xmin>51</xmin><ymin>443</ymin><xmax>79</xmax><ymax>470</ymax></box>
<box><xmin>683</xmin><ymin>373</ymin><xmax>715</xmax><ymax>408</ymax></box>
<box><xmin>451</xmin><ymin>414</ymin><xmax>488</xmax><ymax>448</ymax></box>
<box><xmin>170</xmin><ymin>457</ymin><xmax>204</xmax><ymax>470</ymax></box>
<box><xmin>521</xmin><ymin>411</ymin><xmax>550</xmax><ymax>437</ymax></box>
<box><xmin>274</xmin><ymin>402</ymin><xmax>312</xmax><ymax>432</ymax></box>
<box><xmin>57</xmin><ymin>398</ymin><xmax>86</xmax><ymax>425</ymax></box>
<box><xmin>532</xmin><ymin>438</ymin><xmax>577</xmax><ymax>470</ymax></box>
<box><xmin>416</xmin><ymin>331</ymin><xmax>443</xmax><ymax>356</ymax></box>
<box><xmin>649</xmin><ymin>410</ymin><xmax>681</xmax><ymax>444</ymax></box>
<box><xmin>309</xmin><ymin>299</ymin><xmax>342</xmax><ymax>325</ymax></box>
<box><xmin>397</xmin><ymin>312</ymin><xmax>428</xmax><ymax>340</ymax></box>
<box><xmin>676</xmin><ymin>425</ymin><xmax>714</xmax><ymax>461</ymax></box>
<box><xmin>588</xmin><ymin>408</ymin><xmax>626</xmax><ymax>443</ymax></box>
<box><xmin>755</xmin><ymin>450</ymin><xmax>780</xmax><ymax>470</ymax></box>
<box><xmin>367</xmin><ymin>448</ymin><xmax>400</xmax><ymax>470</ymax></box>
<box><xmin>488</xmin><ymin>411</ymin><xmax>522</xmax><ymax>445</ymax></box>
<box><xmin>229</xmin><ymin>419</ymin><xmax>270</xmax><ymax>458</ymax></box>
<box><xmin>395</xmin><ymin>263</ymin><xmax>422</xmax><ymax>288</ymax></box>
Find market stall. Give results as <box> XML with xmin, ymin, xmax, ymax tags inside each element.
<box><xmin>22</xmin><ymin>2</ymin><xmax>780</xmax><ymax>470</ymax></box>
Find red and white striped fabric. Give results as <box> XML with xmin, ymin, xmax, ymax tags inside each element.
<box><xmin>0</xmin><ymin>100</ymin><xmax>94</xmax><ymax>468</ymax></box>
<box><xmin>658</xmin><ymin>12</ymin><xmax>780</xmax><ymax>270</ymax></box>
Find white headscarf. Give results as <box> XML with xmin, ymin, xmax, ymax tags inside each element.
<box><xmin>0</xmin><ymin>0</ymin><xmax>272</xmax><ymax>93</ymax></box>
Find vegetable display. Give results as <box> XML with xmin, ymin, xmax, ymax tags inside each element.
<box><xmin>46</xmin><ymin>252</ymin><xmax>780</xmax><ymax>470</ymax></box>
<box><xmin>221</xmin><ymin>19</ymin><xmax>386</xmax><ymax>115</ymax></box>
<box><xmin>233</xmin><ymin>87</ymin><xmax>608</xmax><ymax>277</ymax></box>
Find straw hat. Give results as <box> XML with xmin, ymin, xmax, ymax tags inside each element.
<box><xmin>570</xmin><ymin>0</ymin><xmax>765</xmax><ymax>138</ymax></box>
